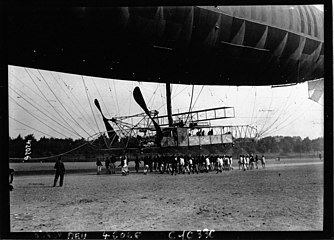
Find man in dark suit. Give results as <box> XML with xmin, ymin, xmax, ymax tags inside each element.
<box><xmin>53</xmin><ymin>156</ymin><xmax>65</xmax><ymax>187</ymax></box>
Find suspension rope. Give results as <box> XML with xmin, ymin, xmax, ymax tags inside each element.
<box><xmin>259</xmin><ymin>85</ymin><xmax>304</xmax><ymax>136</ymax></box>
<box><xmin>92</xmin><ymin>77</ymin><xmax>111</xmax><ymax>117</ymax></box>
<box><xmin>9</xmin><ymin>82</ymin><xmax>83</xmax><ymax>137</ymax></box>
<box><xmin>129</xmin><ymin>82</ymin><xmax>133</xmax><ymax>125</ymax></box>
<box><xmin>261</xmin><ymin>109</ymin><xmax>306</xmax><ymax>137</ymax></box>
<box><xmin>9</xmin><ymin>96</ymin><xmax>69</xmax><ymax>138</ymax></box>
<box><xmin>9</xmin><ymin>85</ymin><xmax>77</xmax><ymax>136</ymax></box>
<box><xmin>9</xmin><ymin>72</ymin><xmax>49</xmax><ymax>104</ymax></box>
<box><xmin>9</xmin><ymin>116</ymin><xmax>55</xmax><ymax>138</ymax></box>
<box><xmin>37</xmin><ymin>69</ymin><xmax>90</xmax><ymax>137</ymax></box>
<box><xmin>147</xmin><ymin>83</ymin><xmax>160</xmax><ymax>107</ymax></box>
<box><xmin>50</xmin><ymin>72</ymin><xmax>96</xmax><ymax>134</ymax></box>
<box><xmin>9</xmin><ymin>142</ymin><xmax>89</xmax><ymax>161</ymax></box>
<box><xmin>190</xmin><ymin>85</ymin><xmax>205</xmax><ymax>111</ymax></box>
<box><xmin>108</xmin><ymin>81</ymin><xmax>119</xmax><ymax>116</ymax></box>
<box><xmin>259</xmin><ymin>85</ymin><xmax>297</xmax><ymax>136</ymax></box>
<box><xmin>258</xmin><ymin>88</ymin><xmax>274</xmax><ymax>135</ymax></box>
<box><xmin>156</xmin><ymin>84</ymin><xmax>191</xmax><ymax>112</ymax></box>
<box><xmin>25</xmin><ymin>68</ymin><xmax>83</xmax><ymax>138</ymax></box>
<box><xmin>82</xmin><ymin>76</ymin><xmax>101</xmax><ymax>134</ymax></box>
<box><xmin>184</xmin><ymin>84</ymin><xmax>195</xmax><ymax>124</ymax></box>
<box><xmin>260</xmin><ymin>98</ymin><xmax>308</xmax><ymax>137</ymax></box>
<box><xmin>249</xmin><ymin>87</ymin><xmax>257</xmax><ymax>126</ymax></box>
<box><xmin>81</xmin><ymin>76</ymin><xmax>108</xmax><ymax>148</ymax></box>
<box><xmin>55</xmin><ymin>72</ymin><xmax>97</xmax><ymax>128</ymax></box>
<box><xmin>113</xmin><ymin>80</ymin><xmax>121</xmax><ymax>116</ymax></box>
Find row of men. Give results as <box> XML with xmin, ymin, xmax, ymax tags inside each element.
<box><xmin>96</xmin><ymin>154</ymin><xmax>266</xmax><ymax>175</ymax></box>
<box><xmin>138</xmin><ymin>155</ymin><xmax>234</xmax><ymax>175</ymax></box>
<box><xmin>238</xmin><ymin>154</ymin><xmax>266</xmax><ymax>170</ymax></box>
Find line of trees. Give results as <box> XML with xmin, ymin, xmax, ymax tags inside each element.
<box><xmin>233</xmin><ymin>136</ymin><xmax>323</xmax><ymax>157</ymax></box>
<box><xmin>9</xmin><ymin>134</ymin><xmax>323</xmax><ymax>160</ymax></box>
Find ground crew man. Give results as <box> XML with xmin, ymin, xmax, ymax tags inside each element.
<box><xmin>53</xmin><ymin>156</ymin><xmax>65</xmax><ymax>187</ymax></box>
<box><xmin>96</xmin><ymin>158</ymin><xmax>103</xmax><ymax>175</ymax></box>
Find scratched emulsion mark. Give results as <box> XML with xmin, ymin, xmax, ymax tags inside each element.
<box><xmin>12</xmin><ymin>213</ymin><xmax>34</xmax><ymax>221</ymax></box>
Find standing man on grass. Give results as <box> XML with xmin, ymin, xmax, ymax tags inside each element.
<box><xmin>96</xmin><ymin>158</ymin><xmax>103</xmax><ymax>175</ymax></box>
<box><xmin>53</xmin><ymin>156</ymin><xmax>65</xmax><ymax>187</ymax></box>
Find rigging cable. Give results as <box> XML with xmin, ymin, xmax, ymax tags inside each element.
<box><xmin>50</xmin><ymin>72</ymin><xmax>96</xmax><ymax>134</ymax></box>
<box><xmin>190</xmin><ymin>85</ymin><xmax>205</xmax><ymax>112</ymax></box>
<box><xmin>25</xmin><ymin>68</ymin><xmax>83</xmax><ymax>138</ymax></box>
<box><xmin>9</xmin><ymin>96</ymin><xmax>69</xmax><ymax>138</ymax></box>
<box><xmin>147</xmin><ymin>83</ymin><xmax>160</xmax><ymax>107</ymax></box>
<box><xmin>8</xmin><ymin>80</ymin><xmax>81</xmax><ymax>137</ymax></box>
<box><xmin>9</xmin><ymin>85</ymin><xmax>78</xmax><ymax>137</ymax></box>
<box><xmin>37</xmin><ymin>69</ymin><xmax>91</xmax><ymax>137</ymax></box>
<box><xmin>260</xmin><ymin>97</ymin><xmax>308</xmax><ymax>137</ymax></box>
<box><xmin>260</xmin><ymin>84</ymin><xmax>306</xmax><ymax>136</ymax></box>
<box><xmin>156</xmin><ymin>84</ymin><xmax>189</xmax><ymax>112</ymax></box>
<box><xmin>249</xmin><ymin>87</ymin><xmax>257</xmax><ymax>126</ymax></box>
<box><xmin>259</xmin><ymin>84</ymin><xmax>297</xmax><ymax>136</ymax></box>
<box><xmin>9</xmin><ymin>140</ymin><xmax>89</xmax><ymax>161</ymax></box>
<box><xmin>257</xmin><ymin>88</ymin><xmax>274</xmax><ymax>136</ymax></box>
<box><xmin>184</xmin><ymin>84</ymin><xmax>195</xmax><ymax>124</ymax></box>
<box><xmin>9</xmin><ymin>72</ymin><xmax>78</xmax><ymax>130</ymax></box>
<box><xmin>129</xmin><ymin>82</ymin><xmax>133</xmax><ymax>126</ymax></box>
<box><xmin>92</xmin><ymin>77</ymin><xmax>111</xmax><ymax>117</ymax></box>
<box><xmin>108</xmin><ymin>81</ymin><xmax>119</xmax><ymax>115</ymax></box>
<box><xmin>113</xmin><ymin>80</ymin><xmax>121</xmax><ymax>116</ymax></box>
<box><xmin>9</xmin><ymin>116</ymin><xmax>55</xmax><ymax>138</ymax></box>
<box><xmin>81</xmin><ymin>76</ymin><xmax>108</xmax><ymax>147</ymax></box>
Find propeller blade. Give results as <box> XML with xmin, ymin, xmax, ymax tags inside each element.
<box><xmin>133</xmin><ymin>87</ymin><xmax>163</xmax><ymax>145</ymax></box>
<box><xmin>94</xmin><ymin>99</ymin><xmax>118</xmax><ymax>140</ymax></box>
<box><xmin>133</xmin><ymin>87</ymin><xmax>149</xmax><ymax>115</ymax></box>
<box><xmin>94</xmin><ymin>99</ymin><xmax>105</xmax><ymax>118</ymax></box>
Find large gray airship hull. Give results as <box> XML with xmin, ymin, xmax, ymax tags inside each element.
<box><xmin>6</xmin><ymin>6</ymin><xmax>324</xmax><ymax>85</ymax></box>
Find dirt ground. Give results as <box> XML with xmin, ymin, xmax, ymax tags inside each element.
<box><xmin>10</xmin><ymin>160</ymin><xmax>323</xmax><ymax>232</ymax></box>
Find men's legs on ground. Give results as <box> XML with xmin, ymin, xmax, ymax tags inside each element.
<box><xmin>53</xmin><ymin>173</ymin><xmax>59</xmax><ymax>187</ymax></box>
<box><xmin>59</xmin><ymin>174</ymin><xmax>64</xmax><ymax>186</ymax></box>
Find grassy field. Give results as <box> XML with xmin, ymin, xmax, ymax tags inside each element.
<box><xmin>10</xmin><ymin>159</ymin><xmax>323</xmax><ymax>232</ymax></box>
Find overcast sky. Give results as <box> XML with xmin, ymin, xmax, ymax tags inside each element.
<box><xmin>8</xmin><ymin>65</ymin><xmax>323</xmax><ymax>140</ymax></box>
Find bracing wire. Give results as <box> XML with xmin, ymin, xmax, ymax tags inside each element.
<box><xmin>147</xmin><ymin>83</ymin><xmax>160</xmax><ymax>107</ymax></box>
<box><xmin>9</xmin><ymin>72</ymin><xmax>51</xmax><ymax>105</ymax></box>
<box><xmin>249</xmin><ymin>87</ymin><xmax>257</xmax><ymax>126</ymax></box>
<box><xmin>9</xmin><ymin>96</ymin><xmax>69</xmax><ymax>138</ymax></box>
<box><xmin>9</xmin><ymin>85</ymin><xmax>77</xmax><ymax>137</ymax></box>
<box><xmin>81</xmin><ymin>76</ymin><xmax>108</xmax><ymax>147</ymax></box>
<box><xmin>9</xmin><ymin>73</ymin><xmax>77</xmax><ymax>130</ymax></box>
<box><xmin>261</xmin><ymin>108</ymin><xmax>306</xmax><ymax>137</ymax></box>
<box><xmin>9</xmin><ymin>116</ymin><xmax>55</xmax><ymax>138</ymax></box>
<box><xmin>259</xmin><ymin>84</ymin><xmax>306</xmax><ymax>136</ymax></box>
<box><xmin>50</xmin><ymin>72</ymin><xmax>97</xmax><ymax>134</ymax></box>
<box><xmin>258</xmin><ymin>88</ymin><xmax>274</xmax><ymax>135</ymax></box>
<box><xmin>57</xmin><ymin>72</ymin><xmax>98</xmax><ymax>127</ymax></box>
<box><xmin>37</xmin><ymin>69</ymin><xmax>90</xmax><ymax>137</ymax></box>
<box><xmin>258</xmin><ymin>84</ymin><xmax>297</xmax><ymax>136</ymax></box>
<box><xmin>9</xmin><ymin>140</ymin><xmax>89</xmax><ymax>161</ymax></box>
<box><xmin>108</xmin><ymin>81</ymin><xmax>119</xmax><ymax>116</ymax></box>
<box><xmin>190</xmin><ymin>85</ymin><xmax>205</xmax><ymax>111</ymax></box>
<box><xmin>260</xmin><ymin>98</ymin><xmax>308</xmax><ymax>137</ymax></box>
<box><xmin>25</xmin><ymin>68</ymin><xmax>83</xmax><ymax>138</ymax></box>
<box><xmin>113</xmin><ymin>80</ymin><xmax>121</xmax><ymax>116</ymax></box>
<box><xmin>184</xmin><ymin>84</ymin><xmax>195</xmax><ymax>124</ymax></box>
<box><xmin>155</xmin><ymin>84</ymin><xmax>189</xmax><ymax>112</ymax></box>
<box><xmin>10</xmin><ymin>71</ymin><xmax>79</xmax><ymax>132</ymax></box>
<box><xmin>82</xmin><ymin>76</ymin><xmax>101</xmax><ymax>134</ymax></box>
<box><xmin>92</xmin><ymin>77</ymin><xmax>111</xmax><ymax>117</ymax></box>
